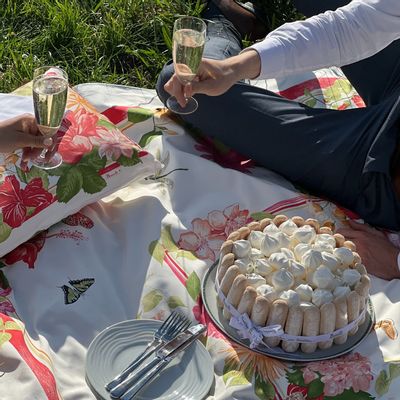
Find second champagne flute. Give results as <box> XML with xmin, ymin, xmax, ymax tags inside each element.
<box><xmin>32</xmin><ymin>66</ymin><xmax>68</xmax><ymax>169</ymax></box>
<box><xmin>166</xmin><ymin>16</ymin><xmax>207</xmax><ymax>115</ymax></box>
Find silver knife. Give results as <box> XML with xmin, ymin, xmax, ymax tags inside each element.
<box><xmin>109</xmin><ymin>323</ymin><xmax>206</xmax><ymax>400</ymax></box>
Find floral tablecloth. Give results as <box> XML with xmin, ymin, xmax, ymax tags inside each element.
<box><xmin>0</xmin><ymin>82</ymin><xmax>399</xmax><ymax>400</ymax></box>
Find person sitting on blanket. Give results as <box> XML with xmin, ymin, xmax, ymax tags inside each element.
<box><xmin>0</xmin><ymin>114</ymin><xmax>52</xmax><ymax>154</ymax></box>
<box><xmin>156</xmin><ymin>0</ymin><xmax>400</xmax><ymax>281</ymax></box>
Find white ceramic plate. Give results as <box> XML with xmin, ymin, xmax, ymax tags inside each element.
<box><xmin>86</xmin><ymin>319</ymin><xmax>214</xmax><ymax>400</ymax></box>
<box><xmin>202</xmin><ymin>261</ymin><xmax>375</xmax><ymax>362</ymax></box>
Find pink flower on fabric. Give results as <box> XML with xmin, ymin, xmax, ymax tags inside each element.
<box><xmin>58</xmin><ymin>108</ymin><xmax>100</xmax><ymax>164</ymax></box>
<box><xmin>178</xmin><ymin>218</ymin><xmax>218</xmax><ymax>261</ymax></box>
<box><xmin>178</xmin><ymin>204</ymin><xmax>249</xmax><ymax>261</ymax></box>
<box><xmin>0</xmin><ymin>287</ymin><xmax>15</xmax><ymax>315</ymax></box>
<box><xmin>301</xmin><ymin>352</ymin><xmax>373</xmax><ymax>397</ymax></box>
<box><xmin>223</xmin><ymin>203</ymin><xmax>250</xmax><ymax>236</ymax></box>
<box><xmin>90</xmin><ymin>128</ymin><xmax>134</xmax><ymax>160</ymax></box>
<box><xmin>0</xmin><ymin>176</ymin><xmax>54</xmax><ymax>228</ymax></box>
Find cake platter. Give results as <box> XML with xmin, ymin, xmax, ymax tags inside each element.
<box><xmin>201</xmin><ymin>260</ymin><xmax>375</xmax><ymax>362</ymax></box>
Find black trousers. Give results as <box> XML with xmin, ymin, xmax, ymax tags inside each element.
<box><xmin>156</xmin><ymin>0</ymin><xmax>400</xmax><ymax>230</ymax></box>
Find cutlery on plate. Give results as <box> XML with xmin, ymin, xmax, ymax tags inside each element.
<box><xmin>105</xmin><ymin>311</ymin><xmax>191</xmax><ymax>392</ymax></box>
<box><xmin>109</xmin><ymin>323</ymin><xmax>206</xmax><ymax>400</ymax></box>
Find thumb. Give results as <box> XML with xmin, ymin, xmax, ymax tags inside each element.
<box><xmin>16</xmin><ymin>133</ymin><xmax>53</xmax><ymax>149</ymax></box>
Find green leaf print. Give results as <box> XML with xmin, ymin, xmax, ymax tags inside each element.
<box><xmin>127</xmin><ymin>108</ymin><xmax>154</xmax><ymax>124</ymax></box>
<box><xmin>286</xmin><ymin>367</ymin><xmax>305</xmax><ymax>386</ymax></box>
<box><xmin>389</xmin><ymin>363</ymin><xmax>400</xmax><ymax>380</ymax></box>
<box><xmin>148</xmin><ymin>240</ymin><xmax>165</xmax><ymax>264</ymax></box>
<box><xmin>15</xmin><ymin>166</ymin><xmax>27</xmax><ymax>183</ymax></box>
<box><xmin>0</xmin><ymin>271</ymin><xmax>9</xmax><ymax>289</ymax></box>
<box><xmin>250</xmin><ymin>211</ymin><xmax>275</xmax><ymax>221</ymax></box>
<box><xmin>79</xmin><ymin>148</ymin><xmax>107</xmax><ymax>171</ymax></box>
<box><xmin>79</xmin><ymin>166</ymin><xmax>107</xmax><ymax>194</ymax></box>
<box><xmin>324</xmin><ymin>79</ymin><xmax>353</xmax><ymax>105</ymax></box>
<box><xmin>47</xmin><ymin>164</ymin><xmax>72</xmax><ymax>177</ymax></box>
<box><xmin>0</xmin><ymin>331</ymin><xmax>11</xmax><ymax>348</ymax></box>
<box><xmin>167</xmin><ymin>296</ymin><xmax>186</xmax><ymax>309</ymax></box>
<box><xmin>254</xmin><ymin>373</ymin><xmax>275</xmax><ymax>400</ymax></box>
<box><xmin>56</xmin><ymin>167</ymin><xmax>83</xmax><ymax>203</ymax></box>
<box><xmin>117</xmin><ymin>152</ymin><xmax>141</xmax><ymax>167</ymax></box>
<box><xmin>161</xmin><ymin>225</ymin><xmax>179</xmax><ymax>252</ymax></box>
<box><xmin>138</xmin><ymin>130</ymin><xmax>163</xmax><ymax>148</ymax></box>
<box><xmin>375</xmin><ymin>369</ymin><xmax>390</xmax><ymax>397</ymax></box>
<box><xmin>307</xmin><ymin>378</ymin><xmax>324</xmax><ymax>398</ymax></box>
<box><xmin>186</xmin><ymin>272</ymin><xmax>200</xmax><ymax>301</ymax></box>
<box><xmin>4</xmin><ymin>321</ymin><xmax>21</xmax><ymax>331</ymax></box>
<box><xmin>305</xmin><ymin>98</ymin><xmax>317</xmax><ymax>108</ymax></box>
<box><xmin>175</xmin><ymin>249</ymin><xmax>198</xmax><ymax>261</ymax></box>
<box><xmin>97</xmin><ymin>118</ymin><xmax>117</xmax><ymax>131</ymax></box>
<box><xmin>142</xmin><ymin>290</ymin><xmax>163</xmax><ymax>313</ymax></box>
<box><xmin>25</xmin><ymin>166</ymin><xmax>49</xmax><ymax>189</ymax></box>
<box><xmin>0</xmin><ymin>219</ymin><xmax>11</xmax><ymax>243</ymax></box>
<box><xmin>224</xmin><ymin>370</ymin><xmax>250</xmax><ymax>387</ymax></box>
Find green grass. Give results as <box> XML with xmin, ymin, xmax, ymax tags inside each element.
<box><xmin>0</xmin><ymin>0</ymin><xmax>300</xmax><ymax>93</ymax></box>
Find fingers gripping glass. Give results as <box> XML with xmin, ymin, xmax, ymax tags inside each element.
<box><xmin>166</xmin><ymin>16</ymin><xmax>207</xmax><ymax>115</ymax></box>
<box><xmin>31</xmin><ymin>66</ymin><xmax>68</xmax><ymax>169</ymax></box>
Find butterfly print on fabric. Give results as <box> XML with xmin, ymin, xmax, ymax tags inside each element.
<box><xmin>62</xmin><ymin>212</ymin><xmax>94</xmax><ymax>229</ymax></box>
<box><xmin>60</xmin><ymin>278</ymin><xmax>95</xmax><ymax>305</ymax></box>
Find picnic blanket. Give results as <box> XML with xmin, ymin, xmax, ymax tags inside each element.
<box><xmin>0</xmin><ymin>73</ymin><xmax>399</xmax><ymax>400</ymax></box>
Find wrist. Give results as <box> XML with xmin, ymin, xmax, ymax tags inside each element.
<box><xmin>228</xmin><ymin>49</ymin><xmax>261</xmax><ymax>81</ymax></box>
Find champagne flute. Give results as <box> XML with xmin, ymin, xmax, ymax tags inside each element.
<box><xmin>31</xmin><ymin>66</ymin><xmax>68</xmax><ymax>169</ymax></box>
<box><xmin>166</xmin><ymin>16</ymin><xmax>207</xmax><ymax>115</ymax></box>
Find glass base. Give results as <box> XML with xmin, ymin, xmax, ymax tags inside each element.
<box><xmin>31</xmin><ymin>152</ymin><xmax>63</xmax><ymax>170</ymax></box>
<box><xmin>166</xmin><ymin>96</ymin><xmax>198</xmax><ymax>115</ymax></box>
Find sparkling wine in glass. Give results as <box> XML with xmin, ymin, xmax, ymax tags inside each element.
<box><xmin>32</xmin><ymin>66</ymin><xmax>68</xmax><ymax>169</ymax></box>
<box><xmin>166</xmin><ymin>16</ymin><xmax>206</xmax><ymax>115</ymax></box>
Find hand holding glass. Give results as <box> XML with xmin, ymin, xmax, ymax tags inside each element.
<box><xmin>32</xmin><ymin>66</ymin><xmax>68</xmax><ymax>169</ymax></box>
<box><xmin>166</xmin><ymin>16</ymin><xmax>206</xmax><ymax>115</ymax></box>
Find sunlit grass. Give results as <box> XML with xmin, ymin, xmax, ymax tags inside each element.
<box><xmin>0</xmin><ymin>0</ymin><xmax>300</xmax><ymax>92</ymax></box>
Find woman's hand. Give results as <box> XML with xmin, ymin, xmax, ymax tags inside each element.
<box><xmin>164</xmin><ymin>49</ymin><xmax>261</xmax><ymax>107</ymax></box>
<box><xmin>337</xmin><ymin>220</ymin><xmax>400</xmax><ymax>280</ymax></box>
<box><xmin>0</xmin><ymin>114</ymin><xmax>52</xmax><ymax>154</ymax></box>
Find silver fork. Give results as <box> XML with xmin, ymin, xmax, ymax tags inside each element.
<box><xmin>105</xmin><ymin>311</ymin><xmax>191</xmax><ymax>392</ymax></box>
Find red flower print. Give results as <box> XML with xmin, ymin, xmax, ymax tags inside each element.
<box><xmin>194</xmin><ymin>136</ymin><xmax>255</xmax><ymax>173</ymax></box>
<box><xmin>58</xmin><ymin>108</ymin><xmax>103</xmax><ymax>164</ymax></box>
<box><xmin>3</xmin><ymin>230</ymin><xmax>47</xmax><ymax>268</ymax></box>
<box><xmin>0</xmin><ymin>287</ymin><xmax>15</xmax><ymax>315</ymax></box>
<box><xmin>0</xmin><ymin>176</ymin><xmax>54</xmax><ymax>228</ymax></box>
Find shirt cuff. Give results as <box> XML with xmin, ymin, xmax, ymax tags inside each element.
<box><xmin>244</xmin><ymin>37</ymin><xmax>286</xmax><ymax>80</ymax></box>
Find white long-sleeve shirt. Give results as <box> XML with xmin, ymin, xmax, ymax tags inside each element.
<box><xmin>250</xmin><ymin>0</ymin><xmax>400</xmax><ymax>79</ymax></box>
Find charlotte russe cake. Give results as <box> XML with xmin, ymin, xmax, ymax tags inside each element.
<box><xmin>216</xmin><ymin>215</ymin><xmax>371</xmax><ymax>353</ymax></box>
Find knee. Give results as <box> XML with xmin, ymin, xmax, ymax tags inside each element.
<box><xmin>156</xmin><ymin>60</ymin><xmax>174</xmax><ymax>105</ymax></box>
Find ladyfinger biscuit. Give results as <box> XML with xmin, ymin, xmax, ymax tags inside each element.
<box><xmin>304</xmin><ymin>218</ymin><xmax>320</xmax><ymax>232</ymax></box>
<box><xmin>217</xmin><ymin>253</ymin><xmax>235</xmax><ymax>284</ymax></box>
<box><xmin>219</xmin><ymin>265</ymin><xmax>239</xmax><ymax>298</ymax></box>
<box><xmin>273</xmin><ymin>214</ymin><xmax>288</xmax><ymax>226</ymax></box>
<box><xmin>322</xmin><ymin>220</ymin><xmax>335</xmax><ymax>231</ymax></box>
<box><xmin>355</xmin><ymin>264</ymin><xmax>368</xmax><ymax>275</ymax></box>
<box><xmin>333</xmin><ymin>297</ymin><xmax>348</xmax><ymax>345</ymax></box>
<box><xmin>259</xmin><ymin>218</ymin><xmax>272</xmax><ymax>230</ymax></box>
<box><xmin>264</xmin><ymin>300</ymin><xmax>289</xmax><ymax>347</ymax></box>
<box><xmin>343</xmin><ymin>240</ymin><xmax>357</xmax><ymax>251</ymax></box>
<box><xmin>301</xmin><ymin>305</ymin><xmax>320</xmax><ymax>353</ymax></box>
<box><xmin>223</xmin><ymin>274</ymin><xmax>247</xmax><ymax>320</ymax></box>
<box><xmin>318</xmin><ymin>302</ymin><xmax>336</xmax><ymax>350</ymax></box>
<box><xmin>333</xmin><ymin>233</ymin><xmax>345</xmax><ymax>247</ymax></box>
<box><xmin>352</xmin><ymin>252</ymin><xmax>362</xmax><ymax>266</ymax></box>
<box><xmin>347</xmin><ymin>291</ymin><xmax>361</xmax><ymax>335</ymax></box>
<box><xmin>237</xmin><ymin>287</ymin><xmax>257</xmax><ymax>316</ymax></box>
<box><xmin>282</xmin><ymin>305</ymin><xmax>303</xmax><ymax>352</ymax></box>
<box><xmin>355</xmin><ymin>275</ymin><xmax>370</xmax><ymax>325</ymax></box>
<box><xmin>238</xmin><ymin>226</ymin><xmax>251</xmax><ymax>239</ymax></box>
<box><xmin>220</xmin><ymin>240</ymin><xmax>234</xmax><ymax>258</ymax></box>
<box><xmin>292</xmin><ymin>216</ymin><xmax>305</xmax><ymax>227</ymax></box>
<box><xmin>319</xmin><ymin>226</ymin><xmax>333</xmax><ymax>235</ymax></box>
<box><xmin>247</xmin><ymin>221</ymin><xmax>262</xmax><ymax>231</ymax></box>
<box><xmin>227</xmin><ymin>231</ymin><xmax>240</xmax><ymax>241</ymax></box>
<box><xmin>251</xmin><ymin>296</ymin><xmax>270</xmax><ymax>326</ymax></box>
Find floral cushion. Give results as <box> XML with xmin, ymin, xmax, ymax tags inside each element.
<box><xmin>252</xmin><ymin>66</ymin><xmax>366</xmax><ymax>110</ymax></box>
<box><xmin>0</xmin><ymin>88</ymin><xmax>158</xmax><ymax>257</ymax></box>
